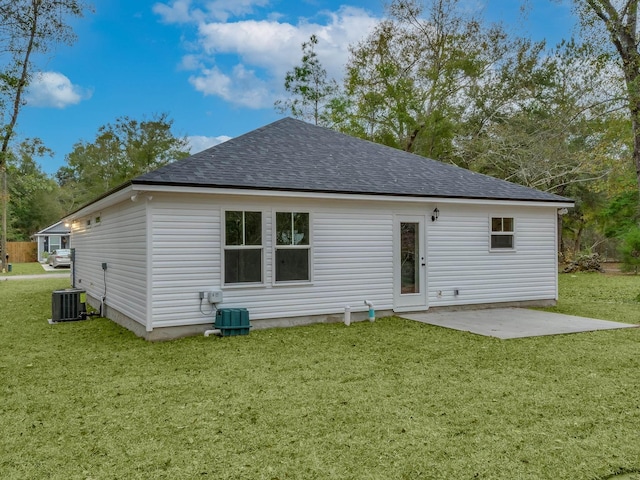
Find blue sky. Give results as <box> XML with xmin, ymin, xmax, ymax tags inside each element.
<box><xmin>18</xmin><ymin>0</ymin><xmax>576</xmax><ymax>175</ymax></box>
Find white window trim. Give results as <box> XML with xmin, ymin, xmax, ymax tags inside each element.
<box><xmin>489</xmin><ymin>216</ymin><xmax>516</xmax><ymax>252</ymax></box>
<box><xmin>272</xmin><ymin>210</ymin><xmax>313</xmax><ymax>286</ymax></box>
<box><xmin>222</xmin><ymin>209</ymin><xmax>266</xmax><ymax>287</ymax></box>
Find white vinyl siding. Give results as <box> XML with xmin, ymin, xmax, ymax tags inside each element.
<box><xmin>72</xmin><ymin>190</ymin><xmax>561</xmax><ymax>332</ymax></box>
<box><xmin>147</xmin><ymin>196</ymin><xmax>393</xmax><ymax>327</ymax></box>
<box><xmin>428</xmin><ymin>205</ymin><xmax>557</xmax><ymax>307</ymax></box>
<box><xmin>71</xmin><ymin>201</ymin><xmax>147</xmax><ymax>326</ymax></box>
<box><xmin>149</xmin><ymin>196</ymin><xmax>221</xmax><ymax>328</ymax></box>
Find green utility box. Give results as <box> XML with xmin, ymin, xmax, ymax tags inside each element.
<box><xmin>215</xmin><ymin>308</ymin><xmax>251</xmax><ymax>337</ymax></box>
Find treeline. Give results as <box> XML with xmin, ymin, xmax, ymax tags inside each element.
<box><xmin>6</xmin><ymin>0</ymin><xmax>640</xmax><ymax>266</ymax></box>
<box><xmin>277</xmin><ymin>0</ymin><xmax>640</xmax><ymax>262</ymax></box>
<box><xmin>6</xmin><ymin>113</ymin><xmax>189</xmax><ymax>241</ymax></box>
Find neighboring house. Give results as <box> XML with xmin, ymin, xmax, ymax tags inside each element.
<box><xmin>63</xmin><ymin>118</ymin><xmax>574</xmax><ymax>340</ymax></box>
<box><xmin>33</xmin><ymin>221</ymin><xmax>70</xmax><ymax>263</ymax></box>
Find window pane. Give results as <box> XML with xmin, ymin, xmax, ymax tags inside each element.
<box><xmin>225</xmin><ymin>249</ymin><xmax>262</xmax><ymax>283</ymax></box>
<box><xmin>244</xmin><ymin>211</ymin><xmax>262</xmax><ymax>245</ymax></box>
<box><xmin>293</xmin><ymin>213</ymin><xmax>309</xmax><ymax>245</ymax></box>
<box><xmin>400</xmin><ymin>222</ymin><xmax>419</xmax><ymax>294</ymax></box>
<box><xmin>225</xmin><ymin>211</ymin><xmax>243</xmax><ymax>245</ymax></box>
<box><xmin>276</xmin><ymin>249</ymin><xmax>309</xmax><ymax>282</ymax></box>
<box><xmin>276</xmin><ymin>212</ymin><xmax>291</xmax><ymax>245</ymax></box>
<box><xmin>491</xmin><ymin>217</ymin><xmax>502</xmax><ymax>232</ymax></box>
<box><xmin>491</xmin><ymin>234</ymin><xmax>513</xmax><ymax>249</ymax></box>
<box><xmin>502</xmin><ymin>217</ymin><xmax>514</xmax><ymax>232</ymax></box>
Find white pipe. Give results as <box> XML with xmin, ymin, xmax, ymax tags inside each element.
<box><xmin>364</xmin><ymin>300</ymin><xmax>375</xmax><ymax>322</ymax></box>
<box><xmin>204</xmin><ymin>329</ymin><xmax>222</xmax><ymax>337</ymax></box>
<box><xmin>344</xmin><ymin>306</ymin><xmax>351</xmax><ymax>326</ymax></box>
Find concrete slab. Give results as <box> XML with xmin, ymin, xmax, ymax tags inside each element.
<box><xmin>400</xmin><ymin>308</ymin><xmax>638</xmax><ymax>339</ymax></box>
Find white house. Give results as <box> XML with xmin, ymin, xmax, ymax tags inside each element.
<box><xmin>63</xmin><ymin>118</ymin><xmax>574</xmax><ymax>340</ymax></box>
<box><xmin>33</xmin><ymin>221</ymin><xmax>70</xmax><ymax>263</ymax></box>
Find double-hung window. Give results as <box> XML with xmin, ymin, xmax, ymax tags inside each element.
<box><xmin>224</xmin><ymin>211</ymin><xmax>263</xmax><ymax>284</ymax></box>
<box><xmin>490</xmin><ymin>217</ymin><xmax>514</xmax><ymax>250</ymax></box>
<box><xmin>275</xmin><ymin>212</ymin><xmax>310</xmax><ymax>282</ymax></box>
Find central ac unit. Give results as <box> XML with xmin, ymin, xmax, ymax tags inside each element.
<box><xmin>51</xmin><ymin>289</ymin><xmax>86</xmax><ymax>322</ymax></box>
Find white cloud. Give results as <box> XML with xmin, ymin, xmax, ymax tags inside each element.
<box><xmin>26</xmin><ymin>71</ymin><xmax>91</xmax><ymax>108</ymax></box>
<box><xmin>189</xmin><ymin>64</ymin><xmax>272</xmax><ymax>108</ymax></box>
<box><xmin>154</xmin><ymin>2</ymin><xmax>380</xmax><ymax>108</ymax></box>
<box><xmin>153</xmin><ymin>0</ymin><xmax>198</xmax><ymax>24</ymax></box>
<box><xmin>187</xmin><ymin>134</ymin><xmax>232</xmax><ymax>153</ymax></box>
<box><xmin>154</xmin><ymin>0</ymin><xmax>270</xmax><ymax>23</ymax></box>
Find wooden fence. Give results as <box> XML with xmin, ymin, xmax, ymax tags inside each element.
<box><xmin>5</xmin><ymin>242</ymin><xmax>38</xmax><ymax>263</ymax></box>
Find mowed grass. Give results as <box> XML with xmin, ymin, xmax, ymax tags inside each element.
<box><xmin>0</xmin><ymin>262</ymin><xmax>65</xmax><ymax>276</ymax></box>
<box><xmin>1</xmin><ymin>275</ymin><xmax>639</xmax><ymax>479</ymax></box>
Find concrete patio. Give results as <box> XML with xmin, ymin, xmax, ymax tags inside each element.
<box><xmin>400</xmin><ymin>308</ymin><xmax>638</xmax><ymax>339</ymax></box>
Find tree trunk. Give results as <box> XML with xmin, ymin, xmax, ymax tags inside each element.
<box><xmin>0</xmin><ymin>0</ymin><xmax>39</xmax><ymax>270</ymax></box>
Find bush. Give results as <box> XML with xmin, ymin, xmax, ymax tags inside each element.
<box><xmin>619</xmin><ymin>227</ymin><xmax>640</xmax><ymax>274</ymax></box>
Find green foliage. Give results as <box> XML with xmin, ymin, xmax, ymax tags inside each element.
<box><xmin>1</xmin><ymin>276</ymin><xmax>640</xmax><ymax>479</ymax></box>
<box><xmin>618</xmin><ymin>226</ymin><xmax>640</xmax><ymax>273</ymax></box>
<box><xmin>601</xmin><ymin>190</ymin><xmax>640</xmax><ymax>238</ymax></box>
<box><xmin>0</xmin><ymin>0</ymin><xmax>89</xmax><ymax>264</ymax></box>
<box><xmin>56</xmin><ymin>113</ymin><xmax>189</xmax><ymax>209</ymax></box>
<box><xmin>274</xmin><ymin>35</ymin><xmax>338</xmax><ymax>126</ymax></box>
<box><xmin>576</xmin><ymin>0</ymin><xmax>640</xmax><ymax>195</ymax></box>
<box><xmin>335</xmin><ymin>0</ymin><xmax>486</xmax><ymax>158</ymax></box>
<box><xmin>6</xmin><ymin>139</ymin><xmax>63</xmax><ymax>240</ymax></box>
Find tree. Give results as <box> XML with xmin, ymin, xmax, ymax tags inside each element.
<box><xmin>619</xmin><ymin>226</ymin><xmax>640</xmax><ymax>272</ymax></box>
<box><xmin>58</xmin><ymin>114</ymin><xmax>190</xmax><ymax>209</ymax></box>
<box><xmin>333</xmin><ymin>0</ymin><xmax>526</xmax><ymax>161</ymax></box>
<box><xmin>7</xmin><ymin>139</ymin><xmax>63</xmax><ymax>240</ymax></box>
<box><xmin>0</xmin><ymin>0</ymin><xmax>87</xmax><ymax>269</ymax></box>
<box><xmin>275</xmin><ymin>34</ymin><xmax>338</xmax><ymax>126</ymax></box>
<box><xmin>576</xmin><ymin>0</ymin><xmax>640</xmax><ymax>196</ymax></box>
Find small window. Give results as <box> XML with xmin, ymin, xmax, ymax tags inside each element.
<box><xmin>491</xmin><ymin>217</ymin><xmax>514</xmax><ymax>250</ymax></box>
<box><xmin>224</xmin><ymin>211</ymin><xmax>263</xmax><ymax>284</ymax></box>
<box><xmin>275</xmin><ymin>212</ymin><xmax>310</xmax><ymax>282</ymax></box>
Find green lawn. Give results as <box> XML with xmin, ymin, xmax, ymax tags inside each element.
<box><xmin>0</xmin><ymin>262</ymin><xmax>67</xmax><ymax>276</ymax></box>
<box><xmin>1</xmin><ymin>274</ymin><xmax>639</xmax><ymax>479</ymax></box>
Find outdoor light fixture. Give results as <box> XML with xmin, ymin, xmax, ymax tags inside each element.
<box><xmin>431</xmin><ymin>207</ymin><xmax>439</xmax><ymax>222</ymax></box>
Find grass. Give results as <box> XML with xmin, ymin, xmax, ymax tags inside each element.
<box><xmin>0</xmin><ymin>262</ymin><xmax>67</xmax><ymax>276</ymax></box>
<box><xmin>1</xmin><ymin>274</ymin><xmax>639</xmax><ymax>479</ymax></box>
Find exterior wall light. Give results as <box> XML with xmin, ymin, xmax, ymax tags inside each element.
<box><xmin>431</xmin><ymin>207</ymin><xmax>439</xmax><ymax>222</ymax></box>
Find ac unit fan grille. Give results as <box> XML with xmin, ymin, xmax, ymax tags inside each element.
<box><xmin>51</xmin><ymin>289</ymin><xmax>85</xmax><ymax>322</ymax></box>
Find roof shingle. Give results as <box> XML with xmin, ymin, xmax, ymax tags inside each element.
<box><xmin>134</xmin><ymin>117</ymin><xmax>572</xmax><ymax>204</ymax></box>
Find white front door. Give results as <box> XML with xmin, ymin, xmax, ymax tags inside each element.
<box><xmin>393</xmin><ymin>215</ymin><xmax>427</xmax><ymax>312</ymax></box>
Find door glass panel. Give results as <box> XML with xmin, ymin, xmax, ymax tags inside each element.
<box><xmin>400</xmin><ymin>222</ymin><xmax>419</xmax><ymax>294</ymax></box>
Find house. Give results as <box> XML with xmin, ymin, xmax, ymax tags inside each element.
<box><xmin>63</xmin><ymin>118</ymin><xmax>574</xmax><ymax>340</ymax></box>
<box><xmin>33</xmin><ymin>221</ymin><xmax>70</xmax><ymax>263</ymax></box>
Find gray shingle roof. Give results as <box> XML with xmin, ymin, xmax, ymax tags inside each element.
<box><xmin>134</xmin><ymin>117</ymin><xmax>572</xmax><ymax>204</ymax></box>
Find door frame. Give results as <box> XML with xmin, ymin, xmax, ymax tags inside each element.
<box><xmin>392</xmin><ymin>214</ymin><xmax>428</xmax><ymax>312</ymax></box>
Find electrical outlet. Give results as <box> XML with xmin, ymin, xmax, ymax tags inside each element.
<box><xmin>199</xmin><ymin>291</ymin><xmax>205</xmax><ymax>300</ymax></box>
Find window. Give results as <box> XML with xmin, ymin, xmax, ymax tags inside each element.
<box><xmin>491</xmin><ymin>217</ymin><xmax>514</xmax><ymax>250</ymax></box>
<box><xmin>275</xmin><ymin>212</ymin><xmax>310</xmax><ymax>282</ymax></box>
<box><xmin>224</xmin><ymin>211</ymin><xmax>263</xmax><ymax>284</ymax></box>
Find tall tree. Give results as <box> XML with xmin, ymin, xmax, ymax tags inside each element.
<box><xmin>57</xmin><ymin>113</ymin><xmax>190</xmax><ymax>209</ymax></box>
<box><xmin>0</xmin><ymin>0</ymin><xmax>87</xmax><ymax>269</ymax></box>
<box><xmin>336</xmin><ymin>0</ymin><xmax>513</xmax><ymax>160</ymax></box>
<box><xmin>275</xmin><ymin>34</ymin><xmax>338</xmax><ymax>126</ymax></box>
<box><xmin>7</xmin><ymin>139</ymin><xmax>63</xmax><ymax>241</ymax></box>
<box><xmin>576</xmin><ymin>0</ymin><xmax>640</xmax><ymax>196</ymax></box>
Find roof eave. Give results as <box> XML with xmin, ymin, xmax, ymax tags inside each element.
<box><xmin>131</xmin><ymin>180</ymin><xmax>574</xmax><ymax>206</ymax></box>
